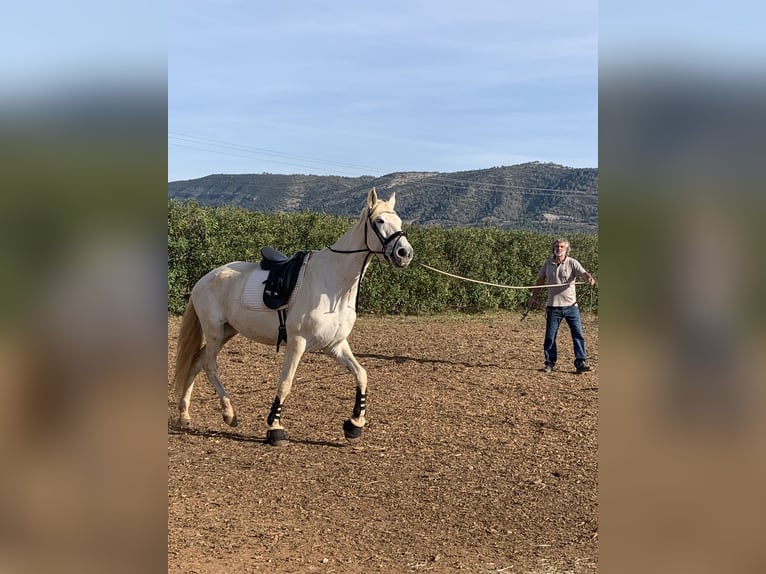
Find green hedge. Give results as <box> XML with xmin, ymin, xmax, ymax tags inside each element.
<box><xmin>168</xmin><ymin>200</ymin><xmax>598</xmax><ymax>315</ymax></box>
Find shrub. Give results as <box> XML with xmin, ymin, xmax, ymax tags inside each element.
<box><xmin>168</xmin><ymin>200</ymin><xmax>598</xmax><ymax>315</ymax></box>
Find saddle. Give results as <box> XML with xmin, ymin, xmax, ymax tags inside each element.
<box><xmin>259</xmin><ymin>247</ymin><xmax>309</xmax><ymax>352</ymax></box>
<box><xmin>259</xmin><ymin>247</ymin><xmax>309</xmax><ymax>310</ymax></box>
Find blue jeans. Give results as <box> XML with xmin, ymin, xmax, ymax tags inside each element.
<box><xmin>544</xmin><ymin>305</ymin><xmax>588</xmax><ymax>367</ymax></box>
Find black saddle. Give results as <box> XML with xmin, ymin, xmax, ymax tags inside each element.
<box><xmin>260</xmin><ymin>246</ymin><xmax>291</xmax><ymax>270</ymax></box>
<box><xmin>259</xmin><ymin>247</ymin><xmax>309</xmax><ymax>310</ymax></box>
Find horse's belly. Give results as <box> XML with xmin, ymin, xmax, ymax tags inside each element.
<box><xmin>227</xmin><ymin>310</ymin><xmax>280</xmax><ymax>346</ymax></box>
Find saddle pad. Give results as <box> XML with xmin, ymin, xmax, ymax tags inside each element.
<box><xmin>240</xmin><ymin>254</ymin><xmax>309</xmax><ymax>311</ymax></box>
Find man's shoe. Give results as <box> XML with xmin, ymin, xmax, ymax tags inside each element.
<box><xmin>576</xmin><ymin>362</ymin><xmax>592</xmax><ymax>374</ymax></box>
<box><xmin>543</xmin><ymin>364</ymin><xmax>555</xmax><ymax>373</ymax></box>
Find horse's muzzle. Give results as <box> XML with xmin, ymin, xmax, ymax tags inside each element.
<box><xmin>389</xmin><ymin>236</ymin><xmax>414</xmax><ymax>268</ymax></box>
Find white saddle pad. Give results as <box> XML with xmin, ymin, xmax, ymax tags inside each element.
<box><xmin>240</xmin><ymin>254</ymin><xmax>310</xmax><ymax>311</ymax></box>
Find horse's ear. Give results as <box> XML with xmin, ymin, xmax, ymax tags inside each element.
<box><xmin>388</xmin><ymin>192</ymin><xmax>396</xmax><ymax>210</ymax></box>
<box><xmin>367</xmin><ymin>187</ymin><xmax>378</xmax><ymax>209</ymax></box>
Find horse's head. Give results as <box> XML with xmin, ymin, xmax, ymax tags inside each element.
<box><xmin>366</xmin><ymin>188</ymin><xmax>414</xmax><ymax>268</ymax></box>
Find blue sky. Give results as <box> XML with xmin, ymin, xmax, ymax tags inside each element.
<box><xmin>599</xmin><ymin>1</ymin><xmax>766</xmax><ymax>67</ymax></box>
<box><xmin>168</xmin><ymin>0</ymin><xmax>597</xmax><ymax>181</ymax></box>
<box><xmin>2</xmin><ymin>1</ymin><xmax>165</xmax><ymax>97</ymax></box>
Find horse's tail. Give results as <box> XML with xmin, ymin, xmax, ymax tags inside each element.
<box><xmin>173</xmin><ymin>299</ymin><xmax>203</xmax><ymax>398</ymax></box>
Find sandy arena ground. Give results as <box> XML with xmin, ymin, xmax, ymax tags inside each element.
<box><xmin>168</xmin><ymin>312</ymin><xmax>598</xmax><ymax>573</ymax></box>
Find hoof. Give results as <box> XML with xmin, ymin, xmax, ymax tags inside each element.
<box><xmin>224</xmin><ymin>412</ymin><xmax>238</xmax><ymax>427</ymax></box>
<box><xmin>266</xmin><ymin>428</ymin><xmax>289</xmax><ymax>447</ymax></box>
<box><xmin>343</xmin><ymin>419</ymin><xmax>363</xmax><ymax>442</ymax></box>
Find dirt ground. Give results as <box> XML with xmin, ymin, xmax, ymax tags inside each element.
<box><xmin>168</xmin><ymin>312</ymin><xmax>598</xmax><ymax>573</ymax></box>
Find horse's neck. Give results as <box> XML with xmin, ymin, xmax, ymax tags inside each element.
<box><xmin>330</xmin><ymin>218</ymin><xmax>367</xmax><ymax>253</ymax></box>
<box><xmin>320</xmin><ymin>218</ymin><xmax>373</xmax><ymax>292</ymax></box>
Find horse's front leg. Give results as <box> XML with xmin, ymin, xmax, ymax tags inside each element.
<box><xmin>328</xmin><ymin>339</ymin><xmax>368</xmax><ymax>442</ymax></box>
<box><xmin>266</xmin><ymin>335</ymin><xmax>307</xmax><ymax>447</ymax></box>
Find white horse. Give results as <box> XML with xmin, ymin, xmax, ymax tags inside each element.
<box><xmin>172</xmin><ymin>188</ymin><xmax>414</xmax><ymax>446</ymax></box>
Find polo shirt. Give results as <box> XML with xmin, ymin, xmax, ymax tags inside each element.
<box><xmin>536</xmin><ymin>256</ymin><xmax>588</xmax><ymax>307</ymax></box>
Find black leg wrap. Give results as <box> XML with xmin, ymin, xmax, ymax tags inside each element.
<box><xmin>266</xmin><ymin>428</ymin><xmax>289</xmax><ymax>447</ymax></box>
<box><xmin>343</xmin><ymin>419</ymin><xmax>363</xmax><ymax>441</ymax></box>
<box><xmin>267</xmin><ymin>395</ymin><xmax>283</xmax><ymax>426</ymax></box>
<box><xmin>352</xmin><ymin>388</ymin><xmax>367</xmax><ymax>419</ymax></box>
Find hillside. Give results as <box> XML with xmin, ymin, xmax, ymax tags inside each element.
<box><xmin>168</xmin><ymin>162</ymin><xmax>598</xmax><ymax>233</ymax></box>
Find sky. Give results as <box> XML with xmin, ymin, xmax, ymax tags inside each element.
<box><xmin>599</xmin><ymin>0</ymin><xmax>766</xmax><ymax>67</ymax></box>
<box><xmin>168</xmin><ymin>0</ymin><xmax>598</xmax><ymax>181</ymax></box>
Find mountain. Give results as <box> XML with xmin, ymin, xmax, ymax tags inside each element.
<box><xmin>168</xmin><ymin>162</ymin><xmax>598</xmax><ymax>233</ymax></box>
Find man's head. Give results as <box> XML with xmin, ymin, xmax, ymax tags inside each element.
<box><xmin>552</xmin><ymin>238</ymin><xmax>570</xmax><ymax>258</ymax></box>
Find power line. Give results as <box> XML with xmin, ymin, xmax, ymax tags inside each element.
<box><xmin>169</xmin><ymin>132</ymin><xmax>597</xmax><ymax>197</ymax></box>
<box><xmin>382</xmin><ymin>177</ymin><xmax>598</xmax><ymax>199</ymax></box>
<box><xmin>169</xmin><ymin>132</ymin><xmax>384</xmax><ymax>175</ymax></box>
<box><xmin>170</xmin><ymin>142</ymin><xmax>372</xmax><ymax>175</ymax></box>
<box><xmin>419</xmin><ymin>174</ymin><xmax>598</xmax><ymax>196</ymax></box>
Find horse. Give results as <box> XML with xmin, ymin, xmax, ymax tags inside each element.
<box><xmin>172</xmin><ymin>188</ymin><xmax>414</xmax><ymax>446</ymax></box>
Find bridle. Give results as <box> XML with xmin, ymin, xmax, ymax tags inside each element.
<box><xmin>366</xmin><ymin>209</ymin><xmax>408</xmax><ymax>264</ymax></box>
<box><xmin>329</xmin><ymin>207</ymin><xmax>407</xmax><ymax>263</ymax></box>
<box><xmin>328</xmin><ymin>206</ymin><xmax>408</xmax><ymax>310</ymax></box>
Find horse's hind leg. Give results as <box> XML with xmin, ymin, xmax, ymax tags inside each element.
<box><xmin>201</xmin><ymin>323</ymin><xmax>240</xmax><ymax>426</ymax></box>
<box><xmin>327</xmin><ymin>339</ymin><xmax>368</xmax><ymax>442</ymax></box>
<box><xmin>178</xmin><ymin>324</ymin><xmax>238</xmax><ymax>426</ymax></box>
<box><xmin>178</xmin><ymin>350</ymin><xmax>204</xmax><ymax>427</ymax></box>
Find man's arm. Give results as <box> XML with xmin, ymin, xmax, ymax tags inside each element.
<box><xmin>580</xmin><ymin>271</ymin><xmax>596</xmax><ymax>286</ymax></box>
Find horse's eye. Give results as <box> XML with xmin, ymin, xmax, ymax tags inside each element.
<box><xmin>376</xmin><ymin>218</ymin><xmax>384</xmax><ymax>224</ymax></box>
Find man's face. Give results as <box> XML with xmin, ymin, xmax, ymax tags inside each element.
<box><xmin>553</xmin><ymin>243</ymin><xmax>568</xmax><ymax>259</ymax></box>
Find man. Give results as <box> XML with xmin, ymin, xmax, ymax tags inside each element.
<box><xmin>528</xmin><ymin>238</ymin><xmax>596</xmax><ymax>374</ymax></box>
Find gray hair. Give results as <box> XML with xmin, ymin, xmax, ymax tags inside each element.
<box><xmin>552</xmin><ymin>238</ymin><xmax>570</xmax><ymax>255</ymax></box>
